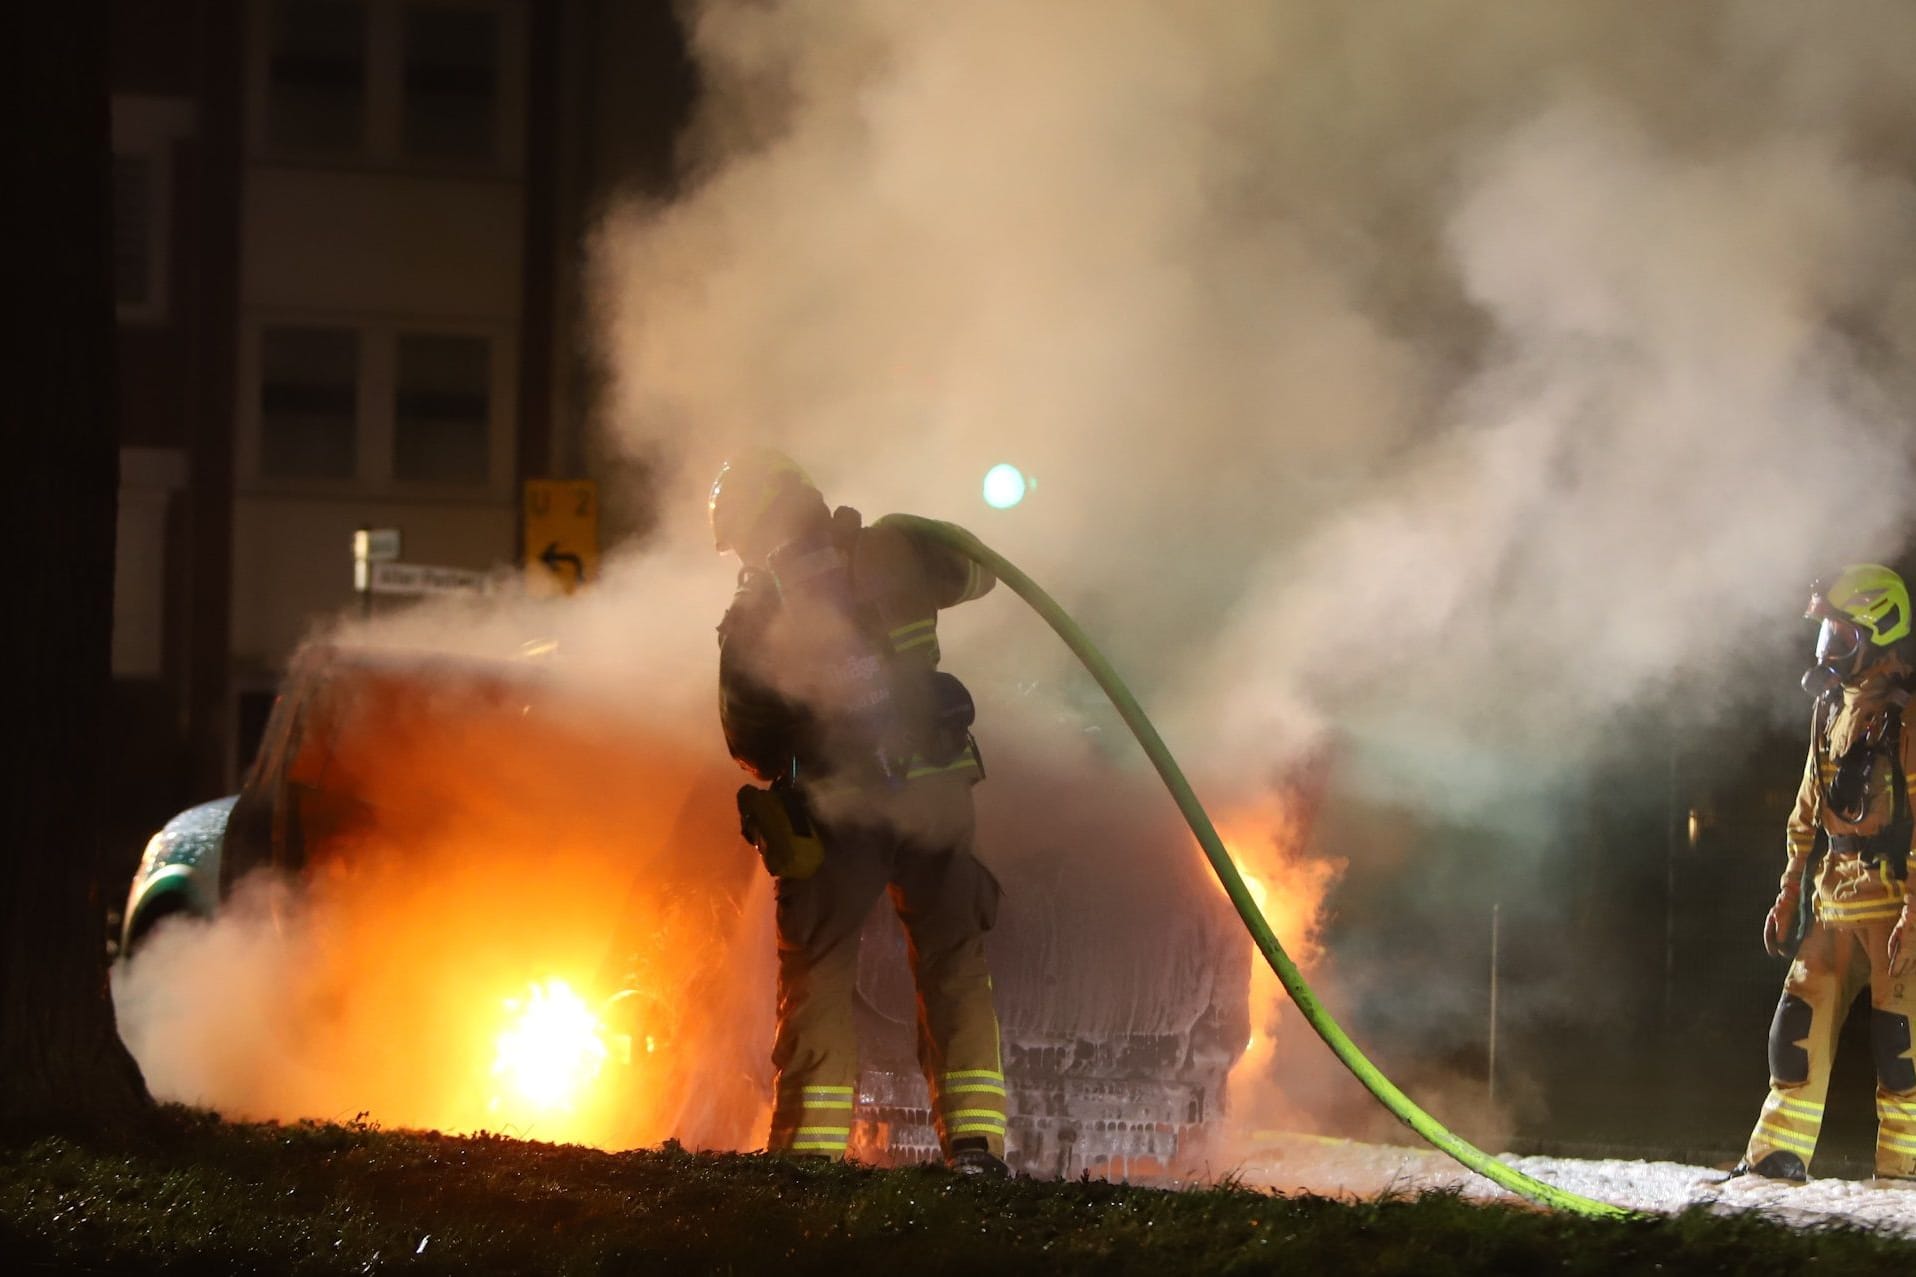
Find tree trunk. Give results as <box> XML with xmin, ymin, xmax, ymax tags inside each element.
<box><xmin>0</xmin><ymin>0</ymin><xmax>154</xmax><ymax>1139</ymax></box>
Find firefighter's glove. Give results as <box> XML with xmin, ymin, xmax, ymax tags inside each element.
<box><xmin>1763</xmin><ymin>886</ymin><xmax>1801</xmax><ymax>958</ymax></box>
<box><xmin>1891</xmin><ymin>906</ymin><xmax>1916</xmax><ymax>978</ymax></box>
<box><xmin>737</xmin><ymin>783</ymin><xmax>825</xmax><ymax>880</ymax></box>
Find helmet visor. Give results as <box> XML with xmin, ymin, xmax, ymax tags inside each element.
<box><xmin>1815</xmin><ymin>616</ymin><xmax>1868</xmax><ymax>667</ymax></box>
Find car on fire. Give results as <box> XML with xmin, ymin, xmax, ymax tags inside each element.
<box><xmin>118</xmin><ymin>641</ymin><xmax>1256</xmax><ymax>1178</ymax></box>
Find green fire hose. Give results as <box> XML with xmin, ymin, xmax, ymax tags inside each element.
<box><xmin>897</xmin><ymin>516</ymin><xmax>1628</xmax><ymax>1219</ymax></box>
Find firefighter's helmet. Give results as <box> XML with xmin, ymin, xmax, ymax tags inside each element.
<box><xmin>1807</xmin><ymin>564</ymin><xmax>1910</xmax><ymax>675</ymax></box>
<box><xmin>709</xmin><ymin>449</ymin><xmax>818</xmax><ymax>554</ymax></box>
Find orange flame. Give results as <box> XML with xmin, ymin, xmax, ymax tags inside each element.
<box><xmin>110</xmin><ymin>667</ymin><xmax>776</xmax><ymax>1154</ymax></box>
<box><xmin>1213</xmin><ymin>750</ymin><xmax>1345</xmax><ymax>1149</ymax></box>
<box><xmin>490</xmin><ymin>979</ymin><xmax>611</xmax><ymax>1117</ymax></box>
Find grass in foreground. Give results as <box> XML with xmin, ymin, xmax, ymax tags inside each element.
<box><xmin>3</xmin><ymin>1109</ymin><xmax>1913</xmax><ymax>1275</ymax></box>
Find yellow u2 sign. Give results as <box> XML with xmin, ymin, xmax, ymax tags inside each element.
<box><xmin>523</xmin><ymin>479</ymin><xmax>599</xmax><ymax>595</ymax></box>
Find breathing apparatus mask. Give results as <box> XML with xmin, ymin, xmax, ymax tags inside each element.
<box><xmin>1803</xmin><ymin>599</ymin><xmax>1870</xmax><ymax>700</ymax></box>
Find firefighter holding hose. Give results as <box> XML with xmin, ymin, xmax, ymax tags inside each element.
<box><xmin>710</xmin><ymin>450</ymin><xmax>1009</xmax><ymax>1176</ymax></box>
<box><xmin>1737</xmin><ymin>564</ymin><xmax>1916</xmax><ymax>1182</ymax></box>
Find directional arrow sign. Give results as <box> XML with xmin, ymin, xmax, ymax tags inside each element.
<box><xmin>524</xmin><ymin>479</ymin><xmax>599</xmax><ymax>596</ymax></box>
<box><xmin>539</xmin><ymin>542</ymin><xmax>586</xmax><ymax>583</ymax></box>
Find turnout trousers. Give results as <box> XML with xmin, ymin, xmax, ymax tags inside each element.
<box><xmin>766</xmin><ymin>774</ymin><xmax>1007</xmax><ymax>1160</ymax></box>
<box><xmin>1743</xmin><ymin>917</ymin><xmax>1916</xmax><ymax>1177</ymax></box>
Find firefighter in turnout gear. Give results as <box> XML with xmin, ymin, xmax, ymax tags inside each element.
<box><xmin>1738</xmin><ymin>564</ymin><xmax>1916</xmax><ymax>1182</ymax></box>
<box><xmin>711</xmin><ymin>450</ymin><xmax>1010</xmax><ymax>1176</ymax></box>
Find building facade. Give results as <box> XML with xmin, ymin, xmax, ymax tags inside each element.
<box><xmin>107</xmin><ymin>0</ymin><xmax>691</xmax><ymax>839</ymax></box>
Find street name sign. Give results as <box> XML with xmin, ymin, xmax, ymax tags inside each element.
<box><xmin>368</xmin><ymin>561</ymin><xmax>491</xmax><ymax>597</ymax></box>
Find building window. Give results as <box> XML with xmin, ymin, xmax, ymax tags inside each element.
<box><xmin>112</xmin><ymin>96</ymin><xmax>190</xmax><ymax>324</ymax></box>
<box><xmin>394</xmin><ymin>333</ymin><xmax>490</xmax><ymax>484</ymax></box>
<box><xmin>402</xmin><ymin>4</ymin><xmax>499</xmax><ymax>161</ymax></box>
<box><xmin>267</xmin><ymin>0</ymin><xmax>368</xmax><ymax>153</ymax></box>
<box><xmin>260</xmin><ymin>326</ymin><xmax>359</xmax><ymax>479</ymax></box>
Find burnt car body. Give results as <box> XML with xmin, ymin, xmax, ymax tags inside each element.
<box><xmin>121</xmin><ymin>645</ymin><xmax>576</xmax><ymax>957</ymax></box>
<box><xmin>121</xmin><ymin>796</ymin><xmax>236</xmax><ymax>953</ymax></box>
<box><xmin>119</xmin><ymin>643</ymin><xmax>1251</xmax><ymax>1178</ymax></box>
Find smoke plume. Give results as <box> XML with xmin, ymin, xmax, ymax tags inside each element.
<box><xmin>601</xmin><ymin>0</ymin><xmax>1916</xmax><ymax>782</ymax></box>
<box><xmin>588</xmin><ymin>0</ymin><xmax>1916</xmax><ymax>1146</ymax></box>
<box><xmin>119</xmin><ymin>1</ymin><xmax>1916</xmax><ymax>1170</ymax></box>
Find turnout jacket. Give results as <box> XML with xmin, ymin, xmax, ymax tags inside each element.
<box><xmin>718</xmin><ymin>509</ymin><xmax>994</xmax><ymax>790</ymax></box>
<box><xmin>1783</xmin><ymin>662</ymin><xmax>1916</xmax><ymax>926</ymax></box>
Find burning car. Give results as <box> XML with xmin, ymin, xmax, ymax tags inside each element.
<box><xmin>116</xmin><ymin>641</ymin><xmax>1262</xmax><ymax>1178</ymax></box>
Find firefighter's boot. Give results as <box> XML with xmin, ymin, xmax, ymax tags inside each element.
<box><xmin>949</xmin><ymin>1139</ymin><xmax>1010</xmax><ymax>1177</ymax></box>
<box><xmin>1731</xmin><ymin>1151</ymin><xmax>1808</xmax><ymax>1182</ymax></box>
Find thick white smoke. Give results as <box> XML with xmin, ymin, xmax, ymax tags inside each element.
<box><xmin>584</xmin><ymin>0</ymin><xmax>1916</xmax><ymax>1147</ymax></box>
<box><xmin>118</xmin><ymin>2</ymin><xmax>1916</xmax><ymax>1168</ymax></box>
<box><xmin>1219</xmin><ymin>91</ymin><xmax>1916</xmax><ymax>813</ymax></box>
<box><xmin>596</xmin><ymin>0</ymin><xmax>1916</xmax><ymax>810</ymax></box>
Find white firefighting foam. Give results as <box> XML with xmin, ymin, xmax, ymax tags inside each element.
<box><xmin>1236</xmin><ymin>1133</ymin><xmax>1916</xmax><ymax>1238</ymax></box>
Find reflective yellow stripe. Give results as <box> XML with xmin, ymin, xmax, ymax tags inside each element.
<box><xmin>1821</xmin><ymin>910</ymin><xmax>1902</xmax><ymax>924</ymax></box>
<box><xmin>951</xmin><ymin>1123</ymin><xmax>1006</xmax><ymax>1137</ymax></box>
<box><xmin>1877</xmin><ymin>1099</ymin><xmax>1916</xmax><ymax>1119</ymax></box>
<box><xmin>786</xmin><ymin>1085</ymin><xmax>855</xmax><ymax>1112</ymax></box>
<box><xmin>789</xmin><ymin>1141</ymin><xmax>847</xmax><ymax>1152</ymax></box>
<box><xmin>1880</xmin><ymin>1132</ymin><xmax>1916</xmax><ymax>1155</ymax></box>
<box><xmin>1758</xmin><ymin>1120</ymin><xmax>1818</xmax><ymax>1155</ymax></box>
<box><xmin>794</xmin><ymin>1126</ymin><xmax>851</xmax><ymax>1136</ymax></box>
<box><xmin>1818</xmin><ymin>900</ymin><xmax>1903</xmax><ymax>921</ymax></box>
<box><xmin>1759</xmin><ymin>1113</ymin><xmax>1812</xmax><ymax>1135</ymax></box>
<box><xmin>906</xmin><ymin>755</ymin><xmax>979</xmax><ymax>780</ymax></box>
<box><xmin>1773</xmin><ymin>1095</ymin><xmax>1825</xmax><ymax>1118</ymax></box>
<box><xmin>888</xmin><ymin>621</ymin><xmax>936</xmax><ymax>653</ymax></box>
<box><xmin>941</xmin><ymin>1070</ymin><xmax>1004</xmax><ymax>1089</ymax></box>
<box><xmin>1820</xmin><ymin>895</ymin><xmax>1900</xmax><ymax>910</ymax></box>
<box><xmin>945</xmin><ymin>1109</ymin><xmax>1005</xmax><ymax>1124</ymax></box>
<box><xmin>963</xmin><ymin>560</ymin><xmax>988</xmax><ymax>601</ymax></box>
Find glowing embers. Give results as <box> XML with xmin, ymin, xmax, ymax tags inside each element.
<box><xmin>490</xmin><ymin>978</ymin><xmax>611</xmax><ymax>1117</ymax></box>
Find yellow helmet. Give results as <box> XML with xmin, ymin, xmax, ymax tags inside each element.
<box><xmin>1811</xmin><ymin>564</ymin><xmax>1911</xmax><ymax>648</ymax></box>
<box><xmin>708</xmin><ymin>449</ymin><xmax>818</xmax><ymax>554</ymax></box>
